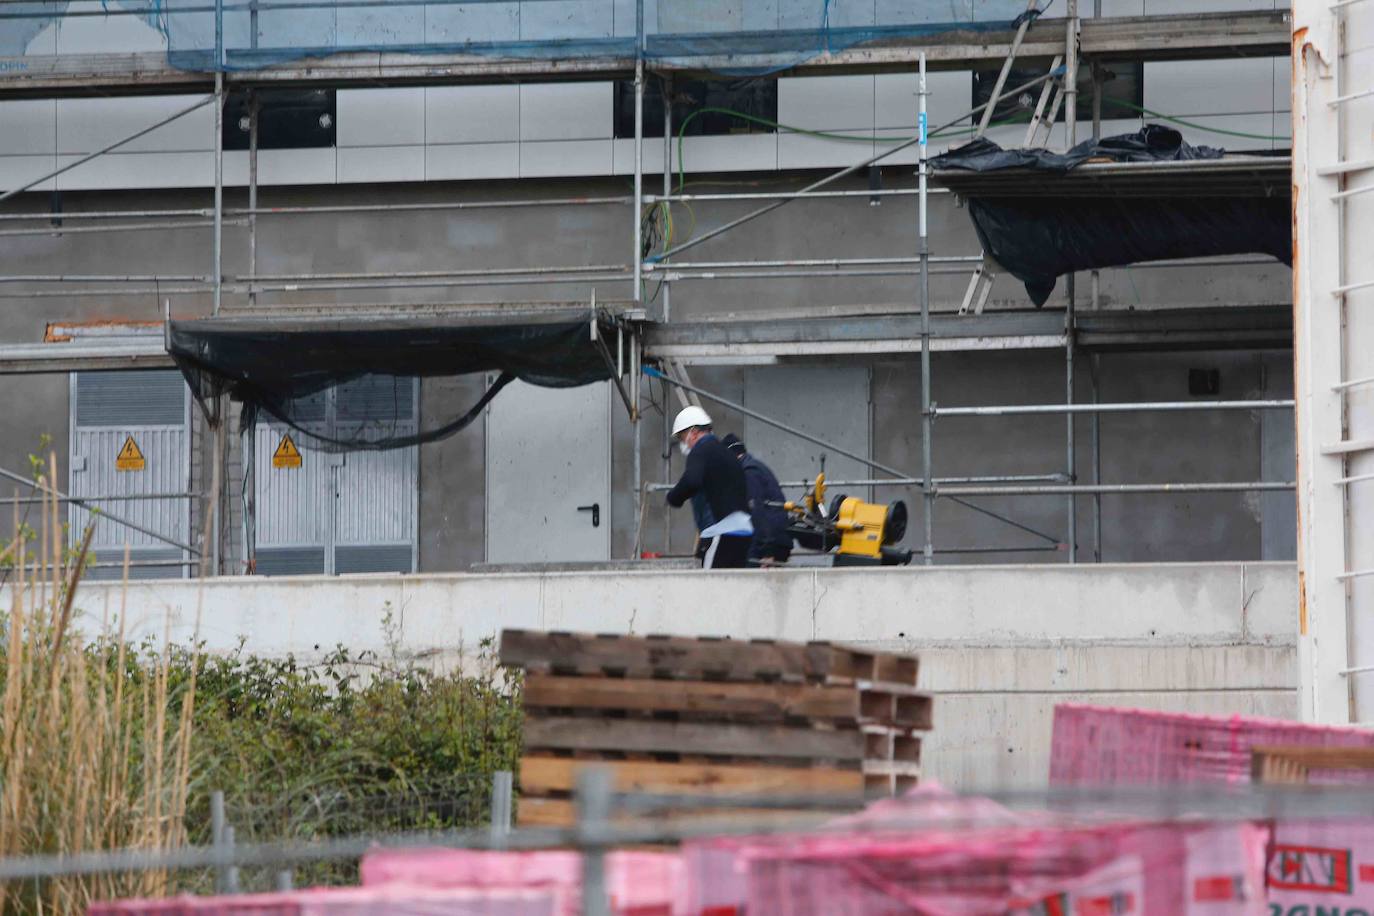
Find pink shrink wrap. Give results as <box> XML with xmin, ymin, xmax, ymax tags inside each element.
<box><xmin>359</xmin><ymin>848</ymin><xmax>681</xmax><ymax>916</ymax></box>
<box><xmin>1050</xmin><ymin>704</ymin><xmax>1374</xmax><ymax>786</ymax></box>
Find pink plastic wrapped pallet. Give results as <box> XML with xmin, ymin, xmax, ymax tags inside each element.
<box><xmin>359</xmin><ymin>848</ymin><xmax>682</xmax><ymax>916</ymax></box>
<box><xmin>1049</xmin><ymin>704</ymin><xmax>1374</xmax><ymax>785</ymax></box>
<box><xmin>88</xmin><ymin>885</ymin><xmax>564</xmax><ymax>915</ymax></box>
<box><xmin>680</xmin><ymin>783</ymin><xmax>1029</xmax><ymax>916</ymax></box>
<box><xmin>733</xmin><ymin>821</ymin><xmax>1267</xmax><ymax>916</ymax></box>
<box><xmin>680</xmin><ymin>785</ymin><xmax>1268</xmax><ymax>916</ymax></box>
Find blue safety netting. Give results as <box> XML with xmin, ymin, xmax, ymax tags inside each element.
<box><xmin>1</xmin><ymin>0</ymin><xmax>1033</xmax><ymax>75</ymax></box>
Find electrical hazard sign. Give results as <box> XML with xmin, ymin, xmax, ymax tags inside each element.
<box><xmin>272</xmin><ymin>434</ymin><xmax>302</xmax><ymax>469</ymax></box>
<box><xmin>115</xmin><ymin>436</ymin><xmax>145</xmax><ymax>472</ymax></box>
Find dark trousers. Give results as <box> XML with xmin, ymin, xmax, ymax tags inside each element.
<box><xmin>696</xmin><ymin>534</ymin><xmax>753</xmax><ymax>569</ymax></box>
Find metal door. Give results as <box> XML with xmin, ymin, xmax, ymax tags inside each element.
<box><xmin>485</xmin><ymin>379</ymin><xmax>611</xmax><ymax>563</ymax></box>
<box><xmin>333</xmin><ymin>376</ymin><xmax>418</xmax><ymax>574</ymax></box>
<box><xmin>253</xmin><ymin>378</ymin><xmax>417</xmax><ymax>576</ymax></box>
<box><xmin>254</xmin><ymin>390</ymin><xmax>329</xmax><ymax>576</ymax></box>
<box><xmin>743</xmin><ymin>366</ymin><xmax>873</xmax><ymax>501</ymax></box>
<box><xmin>69</xmin><ymin>370</ymin><xmax>192</xmax><ymax>580</ymax></box>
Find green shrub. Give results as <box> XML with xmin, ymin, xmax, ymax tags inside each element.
<box><xmin>179</xmin><ymin>638</ymin><xmax>523</xmax><ymax>889</ymax></box>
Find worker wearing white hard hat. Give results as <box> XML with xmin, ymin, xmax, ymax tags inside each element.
<box><xmin>665</xmin><ymin>405</ymin><xmax>755</xmax><ymax>569</ymax></box>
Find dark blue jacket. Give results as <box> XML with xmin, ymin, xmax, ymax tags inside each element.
<box><xmin>740</xmin><ymin>454</ymin><xmax>792</xmax><ymax>553</ymax></box>
<box><xmin>666</xmin><ymin>434</ymin><xmax>748</xmax><ymax>534</ymax></box>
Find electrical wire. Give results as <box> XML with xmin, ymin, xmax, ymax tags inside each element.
<box><xmin>1099</xmin><ymin>96</ymin><xmax>1287</xmax><ymax>142</ymax></box>
<box><xmin>671</xmin><ymin>95</ymin><xmax>1286</xmax><ymax>194</ymax></box>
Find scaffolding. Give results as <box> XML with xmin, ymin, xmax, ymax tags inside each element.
<box><xmin>0</xmin><ymin>0</ymin><xmax>1295</xmax><ymax>572</ymax></box>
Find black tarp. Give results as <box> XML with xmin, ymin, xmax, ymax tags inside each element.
<box><xmin>168</xmin><ymin>312</ymin><xmax>614</xmax><ymax>450</ymax></box>
<box><xmin>930</xmin><ymin>126</ymin><xmax>1291</xmax><ymax>306</ymax></box>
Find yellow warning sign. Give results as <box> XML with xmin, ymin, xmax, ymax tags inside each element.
<box><xmin>272</xmin><ymin>434</ymin><xmax>302</xmax><ymax>469</ymax></box>
<box><xmin>115</xmin><ymin>436</ymin><xmax>145</xmax><ymax>472</ymax></box>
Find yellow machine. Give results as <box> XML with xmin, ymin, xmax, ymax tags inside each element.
<box><xmin>781</xmin><ymin>472</ymin><xmax>912</xmax><ymax>566</ymax></box>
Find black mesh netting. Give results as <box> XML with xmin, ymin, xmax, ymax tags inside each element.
<box><xmin>167</xmin><ymin>312</ymin><xmax>614</xmax><ymax>451</ymax></box>
<box><xmin>930</xmin><ymin>126</ymin><xmax>1292</xmax><ymax>306</ymax></box>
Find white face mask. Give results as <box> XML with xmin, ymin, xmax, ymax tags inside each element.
<box><xmin>678</xmin><ymin>440</ymin><xmax>691</xmax><ymax>456</ymax></box>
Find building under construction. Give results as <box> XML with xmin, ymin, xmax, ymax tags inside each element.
<box><xmin>0</xmin><ymin>0</ymin><xmax>1368</xmax><ymax>783</ymax></box>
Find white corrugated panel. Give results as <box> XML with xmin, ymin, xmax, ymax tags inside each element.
<box><xmin>69</xmin><ymin>370</ymin><xmax>191</xmax><ymax>580</ymax></box>
<box><xmin>255</xmin><ymin>421</ymin><xmax>330</xmax><ymax>548</ymax></box>
<box><xmin>252</xmin><ymin>377</ymin><xmax>416</xmax><ymax>576</ymax></box>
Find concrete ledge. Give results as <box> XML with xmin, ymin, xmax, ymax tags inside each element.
<box><xmin>58</xmin><ymin>561</ymin><xmax>1296</xmax><ymax>657</ymax></box>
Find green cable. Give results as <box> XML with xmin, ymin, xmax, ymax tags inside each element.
<box><xmin>1099</xmin><ymin>96</ymin><xmax>1286</xmax><ymax>143</ymax></box>
<box><xmin>672</xmin><ymin>99</ymin><xmax>1286</xmax><ymax>192</ymax></box>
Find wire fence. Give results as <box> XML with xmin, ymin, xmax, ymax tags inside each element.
<box><xmin>10</xmin><ymin>775</ymin><xmax>1374</xmax><ymax>914</ymax></box>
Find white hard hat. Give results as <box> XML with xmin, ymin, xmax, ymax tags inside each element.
<box><xmin>671</xmin><ymin>405</ymin><xmax>713</xmax><ymax>437</ymax></box>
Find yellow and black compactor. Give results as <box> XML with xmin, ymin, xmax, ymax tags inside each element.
<box><xmin>776</xmin><ymin>471</ymin><xmax>912</xmax><ymax>566</ymax></box>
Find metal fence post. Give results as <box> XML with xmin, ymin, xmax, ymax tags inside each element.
<box><xmin>210</xmin><ymin>790</ymin><xmax>227</xmax><ymax>894</ymax></box>
<box><xmin>224</xmin><ymin>825</ymin><xmax>240</xmax><ymax>894</ymax></box>
<box><xmin>490</xmin><ymin>770</ymin><xmax>513</xmax><ymax>840</ymax></box>
<box><xmin>275</xmin><ymin>869</ymin><xmax>294</xmax><ymax>891</ymax></box>
<box><xmin>576</xmin><ymin>767</ymin><xmax>612</xmax><ymax>916</ymax></box>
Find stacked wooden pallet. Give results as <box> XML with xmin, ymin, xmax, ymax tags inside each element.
<box><xmin>498</xmin><ymin>629</ymin><xmax>931</xmax><ymax>828</ymax></box>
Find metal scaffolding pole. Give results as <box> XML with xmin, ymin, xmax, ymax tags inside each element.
<box><xmin>1090</xmin><ymin>353</ymin><xmax>1103</xmax><ymax>562</ymax></box>
<box><xmin>645</xmin><ymin>188</ymin><xmax>948</xmax><ymax>203</ymax></box>
<box><xmin>918</xmin><ymin>53</ymin><xmax>933</xmax><ymax>566</ymax></box>
<box><xmin>628</xmin><ymin>0</ymin><xmax>644</xmax><ymax>560</ymax></box>
<box><xmin>242</xmin><ymin>421</ymin><xmax>256</xmax><ymax>574</ymax></box>
<box><xmin>234</xmin><ymin>196</ymin><xmax>631</xmax><ymax>217</ymax></box>
<box><xmin>661</xmin><ymin>75</ymin><xmax>673</xmax><ymax>324</ymax></box>
<box><xmin>248</xmin><ymin>90</ymin><xmax>259</xmax><ymax>308</ymax></box>
<box><xmin>931</xmin><ymin>400</ymin><xmax>1294</xmax><ymax>417</ymax></box>
<box><xmin>632</xmin><ymin>61</ymin><xmax>644</xmax><ymax>306</ymax></box>
<box><xmin>647</xmin><ymin>474</ymin><xmax>1070</xmax><ymax>492</ymax></box>
<box><xmin>1064</xmin><ymin>0</ymin><xmax>1080</xmax><ymax>564</ymax></box>
<box><xmin>213</xmin><ymin>74</ymin><xmax>224</xmax><ymax>315</ymax></box>
<box><xmin>936</xmin><ymin>482</ymin><xmax>1296</xmax><ymax>497</ymax></box>
<box><xmin>630</xmin><ymin>329</ymin><xmax>641</xmax><ymax>559</ymax></box>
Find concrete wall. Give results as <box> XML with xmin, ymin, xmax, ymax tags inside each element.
<box><xmin>56</xmin><ymin>561</ymin><xmax>1298</xmax><ymax>788</ymax></box>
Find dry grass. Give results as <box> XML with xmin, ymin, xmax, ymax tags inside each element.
<box><xmin>0</xmin><ymin>455</ymin><xmax>200</xmax><ymax>914</ymax></box>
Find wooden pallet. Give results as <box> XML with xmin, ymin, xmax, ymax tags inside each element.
<box><xmin>1251</xmin><ymin>745</ymin><xmax>1374</xmax><ymax>784</ymax></box>
<box><xmin>502</xmin><ymin>629</ymin><xmax>928</xmax><ymax>826</ymax></box>
<box><xmin>502</xmin><ymin>630</ymin><xmax>918</xmax><ymax>685</ymax></box>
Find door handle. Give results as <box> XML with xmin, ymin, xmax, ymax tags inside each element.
<box><xmin>577</xmin><ymin>503</ymin><xmax>601</xmax><ymax>527</ymax></box>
